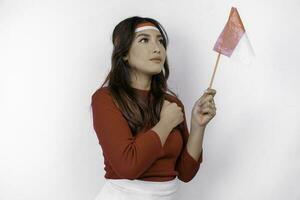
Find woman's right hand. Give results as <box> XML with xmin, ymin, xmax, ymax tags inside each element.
<box><xmin>160</xmin><ymin>100</ymin><xmax>184</xmax><ymax>129</ymax></box>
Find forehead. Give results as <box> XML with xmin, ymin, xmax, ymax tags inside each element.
<box><xmin>134</xmin><ymin>29</ymin><xmax>162</xmax><ymax>38</ymax></box>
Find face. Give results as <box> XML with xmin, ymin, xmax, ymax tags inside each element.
<box><xmin>123</xmin><ymin>29</ymin><xmax>166</xmax><ymax>77</ymax></box>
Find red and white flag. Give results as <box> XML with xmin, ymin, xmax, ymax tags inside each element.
<box><xmin>213</xmin><ymin>7</ymin><xmax>254</xmax><ymax>64</ymax></box>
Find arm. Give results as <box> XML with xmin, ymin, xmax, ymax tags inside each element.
<box><xmin>151</xmin><ymin>119</ymin><xmax>173</xmax><ymax>147</ymax></box>
<box><xmin>91</xmin><ymin>89</ymin><xmax>164</xmax><ymax>180</ymax></box>
<box><xmin>175</xmin><ymin>100</ymin><xmax>204</xmax><ymax>183</ymax></box>
<box><xmin>187</xmin><ymin>123</ymin><xmax>205</xmax><ymax>165</ymax></box>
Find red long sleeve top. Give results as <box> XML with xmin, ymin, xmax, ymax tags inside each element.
<box><xmin>91</xmin><ymin>86</ymin><xmax>203</xmax><ymax>183</ymax></box>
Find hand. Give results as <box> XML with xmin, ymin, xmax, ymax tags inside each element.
<box><xmin>191</xmin><ymin>88</ymin><xmax>217</xmax><ymax>128</ymax></box>
<box><xmin>160</xmin><ymin>100</ymin><xmax>184</xmax><ymax>129</ymax></box>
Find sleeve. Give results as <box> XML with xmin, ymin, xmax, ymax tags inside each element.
<box><xmin>175</xmin><ymin>99</ymin><xmax>203</xmax><ymax>183</ymax></box>
<box><xmin>91</xmin><ymin>89</ymin><xmax>164</xmax><ymax>180</ymax></box>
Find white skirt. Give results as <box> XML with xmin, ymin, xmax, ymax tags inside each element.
<box><xmin>94</xmin><ymin>177</ymin><xmax>179</xmax><ymax>200</ymax></box>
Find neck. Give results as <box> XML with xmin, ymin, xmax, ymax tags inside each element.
<box><xmin>130</xmin><ymin>71</ymin><xmax>152</xmax><ymax>91</ymax></box>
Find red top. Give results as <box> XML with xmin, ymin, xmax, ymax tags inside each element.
<box><xmin>91</xmin><ymin>86</ymin><xmax>203</xmax><ymax>182</ymax></box>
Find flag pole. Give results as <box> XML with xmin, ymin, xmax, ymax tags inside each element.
<box><xmin>208</xmin><ymin>52</ymin><xmax>221</xmax><ymax>89</ymax></box>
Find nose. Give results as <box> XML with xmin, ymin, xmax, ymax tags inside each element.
<box><xmin>150</xmin><ymin>39</ymin><xmax>161</xmax><ymax>54</ymax></box>
<box><xmin>153</xmin><ymin>46</ymin><xmax>160</xmax><ymax>53</ymax></box>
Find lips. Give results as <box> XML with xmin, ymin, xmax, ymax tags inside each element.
<box><xmin>150</xmin><ymin>58</ymin><xmax>162</xmax><ymax>62</ymax></box>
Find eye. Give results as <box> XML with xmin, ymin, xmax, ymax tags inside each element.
<box><xmin>139</xmin><ymin>38</ymin><xmax>148</xmax><ymax>43</ymax></box>
<box><xmin>159</xmin><ymin>39</ymin><xmax>164</xmax><ymax>44</ymax></box>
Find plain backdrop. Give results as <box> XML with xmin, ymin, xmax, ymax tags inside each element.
<box><xmin>1</xmin><ymin>0</ymin><xmax>299</xmax><ymax>200</ymax></box>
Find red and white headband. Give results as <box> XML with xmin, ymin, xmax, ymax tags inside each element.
<box><xmin>114</xmin><ymin>22</ymin><xmax>160</xmax><ymax>46</ymax></box>
<box><xmin>135</xmin><ymin>22</ymin><xmax>160</xmax><ymax>32</ymax></box>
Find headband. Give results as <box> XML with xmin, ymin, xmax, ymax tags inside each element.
<box><xmin>114</xmin><ymin>22</ymin><xmax>160</xmax><ymax>46</ymax></box>
<box><xmin>134</xmin><ymin>22</ymin><xmax>160</xmax><ymax>32</ymax></box>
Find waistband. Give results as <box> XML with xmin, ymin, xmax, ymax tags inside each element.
<box><xmin>105</xmin><ymin>177</ymin><xmax>179</xmax><ymax>196</ymax></box>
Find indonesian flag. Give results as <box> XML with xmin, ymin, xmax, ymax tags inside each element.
<box><xmin>213</xmin><ymin>7</ymin><xmax>254</xmax><ymax>64</ymax></box>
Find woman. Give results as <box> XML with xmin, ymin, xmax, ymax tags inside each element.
<box><xmin>91</xmin><ymin>16</ymin><xmax>217</xmax><ymax>200</ymax></box>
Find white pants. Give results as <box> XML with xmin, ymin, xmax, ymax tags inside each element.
<box><xmin>94</xmin><ymin>177</ymin><xmax>179</xmax><ymax>200</ymax></box>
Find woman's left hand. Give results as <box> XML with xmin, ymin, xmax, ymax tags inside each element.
<box><xmin>191</xmin><ymin>88</ymin><xmax>217</xmax><ymax>128</ymax></box>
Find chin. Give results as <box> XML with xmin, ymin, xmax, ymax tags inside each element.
<box><xmin>151</xmin><ymin>66</ymin><xmax>163</xmax><ymax>73</ymax></box>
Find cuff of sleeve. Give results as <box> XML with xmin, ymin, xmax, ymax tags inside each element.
<box><xmin>185</xmin><ymin>146</ymin><xmax>203</xmax><ymax>165</ymax></box>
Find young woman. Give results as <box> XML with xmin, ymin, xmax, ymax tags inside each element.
<box><xmin>91</xmin><ymin>16</ymin><xmax>217</xmax><ymax>200</ymax></box>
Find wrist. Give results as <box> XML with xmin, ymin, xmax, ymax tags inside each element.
<box><xmin>191</xmin><ymin>120</ymin><xmax>206</xmax><ymax>131</ymax></box>
<box><xmin>159</xmin><ymin>118</ymin><xmax>174</xmax><ymax>132</ymax></box>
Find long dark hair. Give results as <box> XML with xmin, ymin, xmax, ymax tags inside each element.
<box><xmin>91</xmin><ymin>16</ymin><xmax>181</xmax><ymax>136</ymax></box>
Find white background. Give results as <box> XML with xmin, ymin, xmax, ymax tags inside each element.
<box><xmin>1</xmin><ymin>0</ymin><xmax>299</xmax><ymax>199</ymax></box>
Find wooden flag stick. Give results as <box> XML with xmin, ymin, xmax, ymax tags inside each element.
<box><xmin>208</xmin><ymin>52</ymin><xmax>221</xmax><ymax>89</ymax></box>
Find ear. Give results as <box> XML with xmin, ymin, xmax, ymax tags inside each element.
<box><xmin>123</xmin><ymin>55</ymin><xmax>128</xmax><ymax>61</ymax></box>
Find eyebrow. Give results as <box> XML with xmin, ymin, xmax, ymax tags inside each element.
<box><xmin>135</xmin><ymin>33</ymin><xmax>163</xmax><ymax>39</ymax></box>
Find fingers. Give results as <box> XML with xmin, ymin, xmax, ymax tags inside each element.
<box><xmin>198</xmin><ymin>107</ymin><xmax>215</xmax><ymax>115</ymax></box>
<box><xmin>198</xmin><ymin>94</ymin><xmax>217</xmax><ymax>114</ymax></box>
<box><xmin>198</xmin><ymin>88</ymin><xmax>216</xmax><ymax>105</ymax></box>
<box><xmin>164</xmin><ymin>100</ymin><xmax>171</xmax><ymax>105</ymax></box>
<box><xmin>164</xmin><ymin>100</ymin><xmax>182</xmax><ymax>110</ymax></box>
<box><xmin>204</xmin><ymin>88</ymin><xmax>217</xmax><ymax>96</ymax></box>
<box><xmin>199</xmin><ymin>95</ymin><xmax>215</xmax><ymax>107</ymax></box>
<box><xmin>199</xmin><ymin>101</ymin><xmax>216</xmax><ymax>110</ymax></box>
